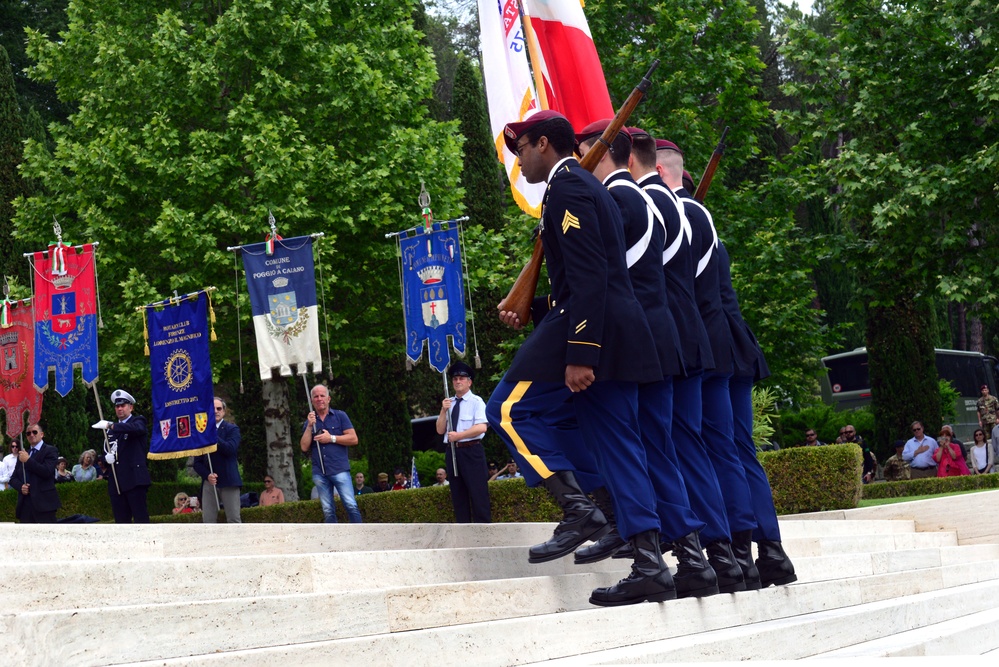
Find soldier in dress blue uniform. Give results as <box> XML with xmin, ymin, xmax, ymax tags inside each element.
<box><xmin>627</xmin><ymin>136</ymin><xmax>747</xmax><ymax>593</ymax></box>
<box><xmin>486</xmin><ymin>110</ymin><xmax>674</xmax><ymax>606</ymax></box>
<box><xmin>93</xmin><ymin>389</ymin><xmax>152</xmax><ymax>523</ymax></box>
<box><xmin>570</xmin><ymin>121</ymin><xmax>718</xmax><ymax>599</ymax></box>
<box><xmin>717</xmin><ymin>241</ymin><xmax>797</xmax><ymax>586</ymax></box>
<box><xmin>661</xmin><ymin>142</ymin><xmax>795</xmax><ymax>587</ymax></box>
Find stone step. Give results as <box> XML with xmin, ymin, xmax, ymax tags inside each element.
<box><xmin>6</xmin><ymin>548</ymin><xmax>999</xmax><ymax>666</ymax></box>
<box><xmin>100</xmin><ymin>565</ymin><xmax>999</xmax><ymax>666</ymax></box>
<box><xmin>9</xmin><ymin>527</ymin><xmax>986</xmax><ymax>614</ymax></box>
<box><xmin>813</xmin><ymin>606</ymin><xmax>999</xmax><ymax>657</ymax></box>
<box><xmin>0</xmin><ymin>518</ymin><xmax>921</xmax><ymax>561</ymax></box>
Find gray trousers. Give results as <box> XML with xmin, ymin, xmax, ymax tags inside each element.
<box><xmin>201</xmin><ymin>483</ymin><xmax>242</xmax><ymax>523</ymax></box>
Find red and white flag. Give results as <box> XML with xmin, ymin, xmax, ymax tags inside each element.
<box><xmin>478</xmin><ymin>0</ymin><xmax>546</xmax><ymax>217</ymax></box>
<box><xmin>525</xmin><ymin>0</ymin><xmax>614</xmax><ymax>130</ymax></box>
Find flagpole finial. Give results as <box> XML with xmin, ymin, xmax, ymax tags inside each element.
<box><xmin>268</xmin><ymin>210</ymin><xmax>277</xmax><ymax>236</ymax></box>
<box><xmin>53</xmin><ymin>217</ymin><xmax>63</xmax><ymax>244</ymax></box>
<box><xmin>2</xmin><ymin>276</ymin><xmax>9</xmax><ymax>299</ymax></box>
<box><xmin>418</xmin><ymin>180</ymin><xmax>431</xmax><ymax>210</ymax></box>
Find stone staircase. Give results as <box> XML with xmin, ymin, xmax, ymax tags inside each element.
<box><xmin>2</xmin><ymin>492</ymin><xmax>999</xmax><ymax>665</ymax></box>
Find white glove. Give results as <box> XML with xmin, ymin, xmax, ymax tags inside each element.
<box><xmin>91</xmin><ymin>420</ymin><xmax>112</xmax><ymax>430</ymax></box>
<box><xmin>104</xmin><ymin>451</ymin><xmax>115</xmax><ymax>465</ymax></box>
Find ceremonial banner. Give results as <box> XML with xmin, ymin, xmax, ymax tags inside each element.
<box><xmin>400</xmin><ymin>223</ymin><xmax>466</xmax><ymax>373</ymax></box>
<box><xmin>241</xmin><ymin>236</ymin><xmax>321</xmax><ymax>380</ymax></box>
<box><xmin>525</xmin><ymin>0</ymin><xmax>614</xmax><ymax>130</ymax></box>
<box><xmin>0</xmin><ymin>300</ymin><xmax>42</xmax><ymax>437</ymax></box>
<box><xmin>31</xmin><ymin>243</ymin><xmax>99</xmax><ymax>396</ymax></box>
<box><xmin>147</xmin><ymin>292</ymin><xmax>217</xmax><ymax>459</ymax></box>
<box><xmin>478</xmin><ymin>0</ymin><xmax>546</xmax><ymax>217</ymax></box>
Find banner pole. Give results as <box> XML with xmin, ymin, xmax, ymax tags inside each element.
<box><xmin>303</xmin><ymin>374</ymin><xmax>325</xmax><ymax>475</ymax></box>
<box><xmin>93</xmin><ymin>383</ymin><xmax>120</xmax><ymax>495</ymax></box>
<box><xmin>206</xmin><ymin>456</ymin><xmax>222</xmax><ymax>515</ymax></box>
<box><xmin>444</xmin><ymin>370</ymin><xmax>458</xmax><ymax>478</ymax></box>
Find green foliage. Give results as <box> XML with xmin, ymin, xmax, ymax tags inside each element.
<box><xmin>154</xmin><ymin>479</ymin><xmax>562</xmax><ymax>523</ymax></box>
<box><xmin>938</xmin><ymin>379</ymin><xmax>960</xmax><ymax>424</ymax></box>
<box><xmin>752</xmin><ymin>385</ymin><xmax>779</xmax><ymax>449</ymax></box>
<box><xmin>862</xmin><ymin>473</ymin><xmax>999</xmax><ymax>500</ymax></box>
<box><xmin>12</xmin><ymin>1</ymin><xmax>466</xmax><ymax>485</ymax></box>
<box><xmin>760</xmin><ymin>443</ymin><xmax>863</xmax><ymax>514</ymax></box>
<box><xmin>0</xmin><ymin>44</ymin><xmax>26</xmax><ymax>283</ymax></box>
<box><xmin>413</xmin><ymin>449</ymin><xmax>444</xmax><ymax>485</ymax></box>
<box><xmin>777</xmin><ymin>403</ymin><xmax>875</xmax><ymax>450</ymax></box>
<box><xmin>587</xmin><ymin>0</ymin><xmax>834</xmax><ymax>405</ymax></box>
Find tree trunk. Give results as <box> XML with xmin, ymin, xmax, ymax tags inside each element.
<box><xmin>867</xmin><ymin>292</ymin><xmax>942</xmax><ymax>459</ymax></box>
<box><xmin>955</xmin><ymin>301</ymin><xmax>967</xmax><ymax>350</ymax></box>
<box><xmin>969</xmin><ymin>313</ymin><xmax>984</xmax><ymax>353</ymax></box>
<box><xmin>262</xmin><ymin>378</ymin><xmax>297</xmax><ymax>499</ymax></box>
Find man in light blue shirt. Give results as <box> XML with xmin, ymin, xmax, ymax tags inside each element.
<box><xmin>902</xmin><ymin>420</ymin><xmax>938</xmax><ymax>479</ymax></box>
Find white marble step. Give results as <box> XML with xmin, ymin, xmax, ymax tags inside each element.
<box><xmin>812</xmin><ymin>605</ymin><xmax>999</xmax><ymax>657</ymax></box>
<box><xmin>100</xmin><ymin>565</ymin><xmax>999</xmax><ymax>666</ymax></box>
<box><xmin>525</xmin><ymin>578</ymin><xmax>999</xmax><ymax>664</ymax></box>
<box><xmin>0</xmin><ymin>518</ymin><xmax>921</xmax><ymax>561</ymax></box>
<box><xmin>9</xmin><ymin>527</ymin><xmax>988</xmax><ymax>614</ymax></box>
<box><xmin>6</xmin><ymin>550</ymin><xmax>999</xmax><ymax>666</ymax></box>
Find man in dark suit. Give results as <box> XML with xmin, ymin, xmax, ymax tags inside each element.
<box><xmin>94</xmin><ymin>389</ymin><xmax>151</xmax><ymax>523</ymax></box>
<box><xmin>10</xmin><ymin>423</ymin><xmax>61</xmax><ymax>523</ymax></box>
<box><xmin>194</xmin><ymin>398</ymin><xmax>242</xmax><ymax>523</ymax></box>
<box><xmin>486</xmin><ymin>110</ymin><xmax>674</xmax><ymax>607</ymax></box>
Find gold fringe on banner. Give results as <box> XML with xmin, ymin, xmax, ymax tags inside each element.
<box><xmin>142</xmin><ymin>309</ymin><xmax>150</xmax><ymax>356</ymax></box>
<box><xmin>207</xmin><ymin>291</ymin><xmax>217</xmax><ymax>342</ymax></box>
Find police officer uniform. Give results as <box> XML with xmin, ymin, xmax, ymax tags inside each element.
<box><xmin>441</xmin><ymin>362</ymin><xmax>491</xmax><ymax>523</ymax></box>
<box><xmin>101</xmin><ymin>389</ymin><xmax>152</xmax><ymax>523</ymax></box>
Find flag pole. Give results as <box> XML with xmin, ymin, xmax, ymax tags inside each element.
<box><xmin>443</xmin><ymin>370</ymin><xmax>459</xmax><ymax>478</ymax></box>
<box><xmin>303</xmin><ymin>374</ymin><xmax>325</xmax><ymax>475</ymax></box>
<box><xmin>517</xmin><ymin>0</ymin><xmax>550</xmax><ymax>110</ymax></box>
<box><xmin>206</xmin><ymin>455</ymin><xmax>222</xmax><ymax>515</ymax></box>
<box><xmin>92</xmin><ymin>383</ymin><xmax>120</xmax><ymax>495</ymax></box>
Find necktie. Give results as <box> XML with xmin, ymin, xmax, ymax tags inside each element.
<box><xmin>451</xmin><ymin>397</ymin><xmax>462</xmax><ymax>434</ymax></box>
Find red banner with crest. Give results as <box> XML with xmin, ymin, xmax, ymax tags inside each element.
<box><xmin>0</xmin><ymin>299</ymin><xmax>43</xmax><ymax>437</ymax></box>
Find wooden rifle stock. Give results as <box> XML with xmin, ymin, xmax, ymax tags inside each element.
<box><xmin>497</xmin><ymin>60</ymin><xmax>661</xmax><ymax>325</ymax></box>
<box><xmin>693</xmin><ymin>126</ymin><xmax>729</xmax><ymax>203</ymax></box>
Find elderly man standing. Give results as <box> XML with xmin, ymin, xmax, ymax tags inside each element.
<box><xmin>195</xmin><ymin>398</ymin><xmax>242</xmax><ymax>523</ymax></box>
<box><xmin>93</xmin><ymin>389</ymin><xmax>152</xmax><ymax>523</ymax></box>
<box><xmin>301</xmin><ymin>384</ymin><xmax>362</xmax><ymax>523</ymax></box>
<box><xmin>436</xmin><ymin>361</ymin><xmax>490</xmax><ymax>522</ymax></box>
<box><xmin>9</xmin><ymin>424</ymin><xmax>61</xmax><ymax>523</ymax></box>
<box><xmin>903</xmin><ymin>420</ymin><xmax>939</xmax><ymax>479</ymax></box>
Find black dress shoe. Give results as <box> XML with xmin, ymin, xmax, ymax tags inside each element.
<box><xmin>756</xmin><ymin>539</ymin><xmax>798</xmax><ymax>587</ymax></box>
<box><xmin>590</xmin><ymin>529</ymin><xmax>677</xmax><ymax>606</ymax></box>
<box><xmin>574</xmin><ymin>487</ymin><xmax>625</xmax><ymax>564</ymax></box>
<box><xmin>670</xmin><ymin>531</ymin><xmax>719</xmax><ymax>598</ymax></box>
<box><xmin>731</xmin><ymin>529</ymin><xmax>762</xmax><ymax>590</ymax></box>
<box><xmin>705</xmin><ymin>539</ymin><xmax>747</xmax><ymax>594</ymax></box>
<box><xmin>528</xmin><ymin>470</ymin><xmax>609</xmax><ymax>564</ymax></box>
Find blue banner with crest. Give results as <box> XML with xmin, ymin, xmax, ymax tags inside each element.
<box><xmin>400</xmin><ymin>223</ymin><xmax>466</xmax><ymax>372</ymax></box>
<box><xmin>147</xmin><ymin>292</ymin><xmax>217</xmax><ymax>459</ymax></box>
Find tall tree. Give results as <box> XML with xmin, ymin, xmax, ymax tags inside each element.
<box><xmin>13</xmin><ymin>0</ymin><xmax>466</xmax><ymax>495</ymax></box>
<box><xmin>0</xmin><ymin>45</ymin><xmax>25</xmax><ymax>283</ymax></box>
<box><xmin>0</xmin><ymin>0</ymin><xmax>72</xmax><ymax>127</ymax></box>
<box><xmin>779</xmin><ymin>0</ymin><xmax>999</xmax><ymax>448</ymax></box>
<box><xmin>587</xmin><ymin>0</ymin><xmax>831</xmax><ymax>403</ymax></box>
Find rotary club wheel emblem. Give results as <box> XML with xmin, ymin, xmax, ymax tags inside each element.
<box><xmin>165</xmin><ymin>349</ymin><xmax>193</xmax><ymax>392</ymax></box>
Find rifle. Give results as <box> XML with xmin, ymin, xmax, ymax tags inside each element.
<box><xmin>497</xmin><ymin>60</ymin><xmax>661</xmax><ymax>325</ymax></box>
<box><xmin>693</xmin><ymin>126</ymin><xmax>729</xmax><ymax>203</ymax></box>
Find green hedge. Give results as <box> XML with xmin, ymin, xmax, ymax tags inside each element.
<box><xmin>760</xmin><ymin>443</ymin><xmax>863</xmax><ymax>514</ymax></box>
<box><xmin>861</xmin><ymin>471</ymin><xmax>999</xmax><ymax>499</ymax></box>
<box><xmin>155</xmin><ymin>479</ymin><xmax>563</xmax><ymax>523</ymax></box>
<box><xmin>5</xmin><ymin>447</ymin><xmax>869</xmax><ymax>522</ymax></box>
<box><xmin>0</xmin><ymin>481</ymin><xmax>265</xmax><ymax>522</ymax></box>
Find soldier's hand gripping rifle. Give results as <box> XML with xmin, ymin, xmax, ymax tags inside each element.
<box><xmin>497</xmin><ymin>60</ymin><xmax>661</xmax><ymax>326</ymax></box>
<box><xmin>693</xmin><ymin>126</ymin><xmax>729</xmax><ymax>203</ymax></box>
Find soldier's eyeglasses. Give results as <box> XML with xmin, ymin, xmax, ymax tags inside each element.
<box><xmin>514</xmin><ymin>139</ymin><xmax>531</xmax><ymax>157</ymax></box>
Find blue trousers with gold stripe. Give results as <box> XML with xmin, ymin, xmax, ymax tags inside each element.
<box><xmin>672</xmin><ymin>371</ymin><xmax>731</xmax><ymax>544</ymax></box>
<box><xmin>636</xmin><ymin>379</ymin><xmax>705</xmax><ymax>542</ymax></box>
<box><xmin>702</xmin><ymin>371</ymin><xmax>757</xmax><ymax>534</ymax></box>
<box><xmin>486</xmin><ymin>378</ymin><xmax>661</xmax><ymax>540</ymax></box>
<box><xmin>731</xmin><ymin>373</ymin><xmax>782</xmax><ymax>541</ymax></box>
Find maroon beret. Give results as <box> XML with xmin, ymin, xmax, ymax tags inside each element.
<box><xmin>503</xmin><ymin>110</ymin><xmax>568</xmax><ymax>154</ymax></box>
<box><xmin>626</xmin><ymin>126</ymin><xmax>651</xmax><ymax>140</ymax></box>
<box><xmin>655</xmin><ymin>139</ymin><xmax>684</xmax><ymax>155</ymax></box>
<box><xmin>574</xmin><ymin>118</ymin><xmax>633</xmax><ymax>147</ymax></box>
